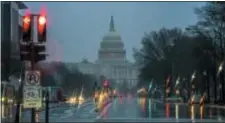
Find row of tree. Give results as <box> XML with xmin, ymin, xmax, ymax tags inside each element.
<box><xmin>134</xmin><ymin>2</ymin><xmax>225</xmax><ymax>103</ymax></box>
<box><xmin>37</xmin><ymin>62</ymin><xmax>97</xmax><ymax>97</ymax></box>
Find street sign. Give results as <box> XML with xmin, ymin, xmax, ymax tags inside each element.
<box><xmin>23</xmin><ymin>86</ymin><xmax>42</xmax><ymax>108</ymax></box>
<box><xmin>25</xmin><ymin>70</ymin><xmax>41</xmax><ymax>86</ymax></box>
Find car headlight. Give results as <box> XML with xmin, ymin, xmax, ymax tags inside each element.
<box><xmin>8</xmin><ymin>99</ymin><xmax>13</xmax><ymax>103</ymax></box>
<box><xmin>69</xmin><ymin>97</ymin><xmax>76</xmax><ymax>103</ymax></box>
<box><xmin>79</xmin><ymin>96</ymin><xmax>84</xmax><ymax>101</ymax></box>
<box><xmin>99</xmin><ymin>94</ymin><xmax>104</xmax><ymax>102</ymax></box>
<box><xmin>1</xmin><ymin>97</ymin><xmax>6</xmax><ymax>102</ymax></box>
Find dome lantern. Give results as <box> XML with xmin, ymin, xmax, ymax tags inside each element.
<box><xmin>109</xmin><ymin>16</ymin><xmax>115</xmax><ymax>32</ymax></box>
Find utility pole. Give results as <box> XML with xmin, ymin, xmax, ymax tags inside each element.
<box><xmin>18</xmin><ymin>12</ymin><xmax>47</xmax><ymax>123</ymax></box>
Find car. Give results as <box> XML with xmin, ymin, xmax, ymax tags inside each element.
<box><xmin>137</xmin><ymin>88</ymin><xmax>147</xmax><ymax>97</ymax></box>
<box><xmin>67</xmin><ymin>95</ymin><xmax>85</xmax><ymax>105</ymax></box>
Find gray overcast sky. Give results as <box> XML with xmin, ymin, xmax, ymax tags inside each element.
<box><xmin>23</xmin><ymin>2</ymin><xmax>205</xmax><ymax>63</ymax></box>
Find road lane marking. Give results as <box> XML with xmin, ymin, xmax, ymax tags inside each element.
<box><xmin>89</xmin><ymin>107</ymin><xmax>96</xmax><ymax>114</ymax></box>
<box><xmin>79</xmin><ymin>101</ymin><xmax>93</xmax><ymax>108</ymax></box>
<box><xmin>95</xmin><ymin>118</ymin><xmax>223</xmax><ymax>122</ymax></box>
<box><xmin>96</xmin><ymin>100</ymin><xmax>114</xmax><ymax>119</ymax></box>
<box><xmin>59</xmin><ymin>101</ymin><xmax>95</xmax><ymax>119</ymax></box>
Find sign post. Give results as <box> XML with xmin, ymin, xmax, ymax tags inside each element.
<box><xmin>25</xmin><ymin>71</ymin><xmax>41</xmax><ymax>86</ymax></box>
<box><xmin>19</xmin><ymin>13</ymin><xmax>47</xmax><ymax>123</ymax></box>
<box><xmin>23</xmin><ymin>86</ymin><xmax>42</xmax><ymax>108</ymax></box>
<box><xmin>23</xmin><ymin>70</ymin><xmax>42</xmax><ymax>109</ymax></box>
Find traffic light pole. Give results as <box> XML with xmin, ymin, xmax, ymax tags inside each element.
<box><xmin>30</xmin><ymin>42</ymin><xmax>36</xmax><ymax>123</ymax></box>
<box><xmin>45</xmin><ymin>88</ymin><xmax>49</xmax><ymax>123</ymax></box>
<box><xmin>20</xmin><ymin>13</ymin><xmax>47</xmax><ymax>123</ymax></box>
<box><xmin>29</xmin><ymin>14</ymin><xmax>41</xmax><ymax>123</ymax></box>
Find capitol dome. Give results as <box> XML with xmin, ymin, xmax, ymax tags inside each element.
<box><xmin>100</xmin><ymin>16</ymin><xmax>124</xmax><ymax>50</ymax></box>
<box><xmin>98</xmin><ymin>16</ymin><xmax>126</xmax><ymax>61</ymax></box>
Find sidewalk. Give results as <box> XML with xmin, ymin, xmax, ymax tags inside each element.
<box><xmin>25</xmin><ymin>102</ymin><xmax>66</xmax><ymax>113</ymax></box>
<box><xmin>204</xmin><ymin>104</ymin><xmax>225</xmax><ymax>109</ymax></box>
<box><xmin>1</xmin><ymin>103</ymin><xmax>65</xmax><ymax>123</ymax></box>
<box><xmin>152</xmin><ymin>99</ymin><xmax>225</xmax><ymax>109</ymax></box>
<box><xmin>1</xmin><ymin>99</ymin><xmax>93</xmax><ymax>122</ymax></box>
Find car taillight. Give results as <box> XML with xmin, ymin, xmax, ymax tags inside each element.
<box><xmin>95</xmin><ymin>93</ymin><xmax>98</xmax><ymax>98</ymax></box>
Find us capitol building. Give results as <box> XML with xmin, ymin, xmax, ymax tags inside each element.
<box><xmin>75</xmin><ymin>16</ymin><xmax>139</xmax><ymax>87</ymax></box>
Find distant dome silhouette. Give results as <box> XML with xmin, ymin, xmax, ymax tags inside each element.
<box><xmin>100</xmin><ymin>16</ymin><xmax>124</xmax><ymax>50</ymax></box>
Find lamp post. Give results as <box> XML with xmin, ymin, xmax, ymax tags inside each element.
<box><xmin>191</xmin><ymin>71</ymin><xmax>196</xmax><ymax>91</ymax></box>
<box><xmin>45</xmin><ymin>87</ymin><xmax>49</xmax><ymax>123</ymax></box>
<box><xmin>1</xmin><ymin>81</ymin><xmax>7</xmax><ymax>119</ymax></box>
<box><xmin>14</xmin><ymin>66</ymin><xmax>24</xmax><ymax>123</ymax></box>
<box><xmin>217</xmin><ymin>62</ymin><xmax>223</xmax><ymax>102</ymax></box>
<box><xmin>175</xmin><ymin>77</ymin><xmax>180</xmax><ymax>97</ymax></box>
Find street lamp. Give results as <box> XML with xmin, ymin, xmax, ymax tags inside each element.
<box><xmin>191</xmin><ymin>71</ymin><xmax>196</xmax><ymax>88</ymax></box>
<box><xmin>176</xmin><ymin>90</ymin><xmax>180</xmax><ymax>96</ymax></box>
<box><xmin>217</xmin><ymin>61</ymin><xmax>223</xmax><ymax>76</ymax></box>
<box><xmin>191</xmin><ymin>71</ymin><xmax>196</xmax><ymax>81</ymax></box>
<box><xmin>165</xmin><ymin>76</ymin><xmax>171</xmax><ymax>98</ymax></box>
<box><xmin>14</xmin><ymin>66</ymin><xmax>24</xmax><ymax>123</ymax></box>
<box><xmin>168</xmin><ymin>39</ymin><xmax>176</xmax><ymax>85</ymax></box>
<box><xmin>1</xmin><ymin>81</ymin><xmax>7</xmax><ymax>119</ymax></box>
<box><xmin>166</xmin><ymin>88</ymin><xmax>170</xmax><ymax>97</ymax></box>
<box><xmin>175</xmin><ymin>77</ymin><xmax>180</xmax><ymax>97</ymax></box>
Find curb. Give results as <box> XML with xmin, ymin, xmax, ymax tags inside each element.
<box><xmin>204</xmin><ymin>104</ymin><xmax>225</xmax><ymax>109</ymax></box>
<box><xmin>22</xmin><ymin>103</ymin><xmax>65</xmax><ymax>114</ymax></box>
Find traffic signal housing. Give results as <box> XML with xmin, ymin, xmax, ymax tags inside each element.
<box><xmin>103</xmin><ymin>80</ymin><xmax>109</xmax><ymax>87</ymax></box>
<box><xmin>37</xmin><ymin>15</ymin><xmax>47</xmax><ymax>42</ymax></box>
<box><xmin>33</xmin><ymin>43</ymin><xmax>46</xmax><ymax>63</ymax></box>
<box><xmin>20</xmin><ymin>42</ymin><xmax>32</xmax><ymax>61</ymax></box>
<box><xmin>22</xmin><ymin>16</ymin><xmax>33</xmax><ymax>42</ymax></box>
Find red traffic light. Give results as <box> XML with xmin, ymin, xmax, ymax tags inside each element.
<box><xmin>23</xmin><ymin>16</ymin><xmax>31</xmax><ymax>24</ymax></box>
<box><xmin>38</xmin><ymin>16</ymin><xmax>46</xmax><ymax>25</ymax></box>
<box><xmin>23</xmin><ymin>16</ymin><xmax>31</xmax><ymax>32</ymax></box>
<box><xmin>37</xmin><ymin>15</ymin><xmax>47</xmax><ymax>42</ymax></box>
<box><xmin>103</xmin><ymin>80</ymin><xmax>108</xmax><ymax>87</ymax></box>
<box><xmin>22</xmin><ymin>15</ymin><xmax>32</xmax><ymax>42</ymax></box>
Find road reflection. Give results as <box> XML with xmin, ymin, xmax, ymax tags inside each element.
<box><xmin>138</xmin><ymin>97</ymin><xmax>225</xmax><ymax>121</ymax></box>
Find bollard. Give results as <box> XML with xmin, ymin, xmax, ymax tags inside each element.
<box><xmin>14</xmin><ymin>102</ymin><xmax>20</xmax><ymax>123</ymax></box>
<box><xmin>31</xmin><ymin>108</ymin><xmax>36</xmax><ymax>122</ymax></box>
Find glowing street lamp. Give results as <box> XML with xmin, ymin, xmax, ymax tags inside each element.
<box><xmin>217</xmin><ymin>61</ymin><xmax>223</xmax><ymax>76</ymax></box>
<box><xmin>191</xmin><ymin>71</ymin><xmax>196</xmax><ymax>81</ymax></box>
<box><xmin>175</xmin><ymin>77</ymin><xmax>180</xmax><ymax>88</ymax></box>
<box><xmin>176</xmin><ymin>90</ymin><xmax>180</xmax><ymax>95</ymax></box>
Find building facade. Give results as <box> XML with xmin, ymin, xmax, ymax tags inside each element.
<box><xmin>1</xmin><ymin>2</ymin><xmax>27</xmax><ymax>120</ymax></box>
<box><xmin>76</xmin><ymin>16</ymin><xmax>139</xmax><ymax>88</ymax></box>
<box><xmin>1</xmin><ymin>2</ymin><xmax>27</xmax><ymax>81</ymax></box>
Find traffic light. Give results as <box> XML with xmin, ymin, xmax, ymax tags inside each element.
<box><xmin>22</xmin><ymin>15</ymin><xmax>33</xmax><ymax>42</ymax></box>
<box><xmin>33</xmin><ymin>43</ymin><xmax>46</xmax><ymax>62</ymax></box>
<box><xmin>37</xmin><ymin>15</ymin><xmax>47</xmax><ymax>42</ymax></box>
<box><xmin>103</xmin><ymin>80</ymin><xmax>108</xmax><ymax>87</ymax></box>
<box><xmin>20</xmin><ymin>42</ymin><xmax>32</xmax><ymax>61</ymax></box>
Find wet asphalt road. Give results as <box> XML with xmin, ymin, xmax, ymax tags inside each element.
<box><xmin>22</xmin><ymin>101</ymin><xmax>98</xmax><ymax>122</ymax></box>
<box><xmin>96</xmin><ymin>96</ymin><xmax>225</xmax><ymax>122</ymax></box>
<box><xmin>21</xmin><ymin>96</ymin><xmax>225</xmax><ymax>122</ymax></box>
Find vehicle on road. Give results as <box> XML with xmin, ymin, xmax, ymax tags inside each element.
<box><xmin>137</xmin><ymin>88</ymin><xmax>147</xmax><ymax>97</ymax></box>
